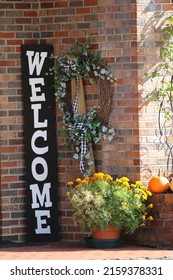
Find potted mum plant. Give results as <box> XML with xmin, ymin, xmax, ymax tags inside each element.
<box><xmin>66</xmin><ymin>172</ymin><xmax>153</xmax><ymax>248</ymax></box>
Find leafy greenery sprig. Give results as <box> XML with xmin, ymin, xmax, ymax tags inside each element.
<box><xmin>144</xmin><ymin>16</ymin><xmax>173</xmax><ymax>112</ymax></box>
<box><xmin>50</xmin><ymin>38</ymin><xmax>116</xmax><ymax>106</ymax></box>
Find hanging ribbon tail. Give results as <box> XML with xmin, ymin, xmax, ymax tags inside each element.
<box><xmin>79</xmin><ymin>136</ymin><xmax>87</xmax><ymax>173</ymax></box>
<box><xmin>72</xmin><ymin>77</ymin><xmax>79</xmax><ymax>114</ymax></box>
<box><xmin>71</xmin><ymin>76</ymin><xmax>87</xmax><ymax>115</ymax></box>
<box><xmin>88</xmin><ymin>143</ymin><xmax>95</xmax><ymax>174</ymax></box>
<box><xmin>71</xmin><ymin>76</ymin><xmax>96</xmax><ymax>174</ymax></box>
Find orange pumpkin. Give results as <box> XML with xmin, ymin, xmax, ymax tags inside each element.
<box><xmin>169</xmin><ymin>178</ymin><xmax>173</xmax><ymax>191</ymax></box>
<box><xmin>148</xmin><ymin>176</ymin><xmax>169</xmax><ymax>193</ymax></box>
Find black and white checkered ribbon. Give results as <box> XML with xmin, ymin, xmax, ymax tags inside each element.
<box><xmin>72</xmin><ymin>76</ymin><xmax>79</xmax><ymax>114</ymax></box>
<box><xmin>68</xmin><ymin>77</ymin><xmax>87</xmax><ymax>173</ymax></box>
<box><xmin>68</xmin><ymin>122</ymin><xmax>87</xmax><ymax>173</ymax></box>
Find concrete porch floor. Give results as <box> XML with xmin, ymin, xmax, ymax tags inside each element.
<box><xmin>0</xmin><ymin>241</ymin><xmax>173</xmax><ymax>260</ymax></box>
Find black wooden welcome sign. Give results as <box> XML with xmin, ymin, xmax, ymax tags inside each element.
<box><xmin>21</xmin><ymin>44</ymin><xmax>59</xmax><ymax>243</ymax></box>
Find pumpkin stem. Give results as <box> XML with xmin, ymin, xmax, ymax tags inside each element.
<box><xmin>158</xmin><ymin>169</ymin><xmax>161</xmax><ymax>176</ymax></box>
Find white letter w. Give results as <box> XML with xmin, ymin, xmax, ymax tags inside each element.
<box><xmin>26</xmin><ymin>51</ymin><xmax>48</xmax><ymax>76</ymax></box>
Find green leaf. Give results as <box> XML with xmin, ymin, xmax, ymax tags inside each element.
<box><xmin>73</xmin><ymin>154</ymin><xmax>79</xmax><ymax>160</ymax></box>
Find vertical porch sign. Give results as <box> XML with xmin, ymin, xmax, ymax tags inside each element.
<box><xmin>21</xmin><ymin>45</ymin><xmax>59</xmax><ymax>243</ymax></box>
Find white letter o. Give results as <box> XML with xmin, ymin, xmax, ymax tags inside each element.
<box><xmin>31</xmin><ymin>157</ymin><xmax>48</xmax><ymax>181</ymax></box>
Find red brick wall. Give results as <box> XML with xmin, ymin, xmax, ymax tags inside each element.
<box><xmin>126</xmin><ymin>194</ymin><xmax>173</xmax><ymax>249</ymax></box>
<box><xmin>0</xmin><ymin>0</ymin><xmax>173</xmax><ymax>243</ymax></box>
<box><xmin>0</xmin><ymin>0</ymin><xmax>41</xmax><ymax>242</ymax></box>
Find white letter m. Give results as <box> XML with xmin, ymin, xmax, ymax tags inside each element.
<box><xmin>30</xmin><ymin>183</ymin><xmax>52</xmax><ymax>209</ymax></box>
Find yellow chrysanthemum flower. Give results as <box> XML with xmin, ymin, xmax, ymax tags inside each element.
<box><xmin>149</xmin><ymin>203</ymin><xmax>153</xmax><ymax>208</ymax></box>
<box><xmin>122</xmin><ymin>202</ymin><xmax>127</xmax><ymax>207</ymax></box>
<box><xmin>66</xmin><ymin>191</ymin><xmax>70</xmax><ymax>196</ymax></box>
<box><xmin>136</xmin><ymin>180</ymin><xmax>142</xmax><ymax>186</ymax></box>
<box><xmin>140</xmin><ymin>186</ymin><xmax>148</xmax><ymax>191</ymax></box>
<box><xmin>142</xmin><ymin>194</ymin><xmax>147</xmax><ymax>200</ymax></box>
<box><xmin>67</xmin><ymin>181</ymin><xmax>74</xmax><ymax>186</ymax></box>
<box><xmin>82</xmin><ymin>177</ymin><xmax>90</xmax><ymax>184</ymax></box>
<box><xmin>97</xmin><ymin>172</ymin><xmax>105</xmax><ymax>179</ymax></box>
<box><xmin>137</xmin><ymin>189</ymin><xmax>146</xmax><ymax>194</ymax></box>
<box><xmin>104</xmin><ymin>174</ymin><xmax>113</xmax><ymax>181</ymax></box>
<box><xmin>116</xmin><ymin>178</ymin><xmax>123</xmax><ymax>183</ymax></box>
<box><xmin>123</xmin><ymin>181</ymin><xmax>130</xmax><ymax>188</ymax></box>
<box><xmin>135</xmin><ymin>194</ymin><xmax>140</xmax><ymax>199</ymax></box>
<box><xmin>146</xmin><ymin>190</ymin><xmax>152</xmax><ymax>196</ymax></box>
<box><xmin>149</xmin><ymin>216</ymin><xmax>153</xmax><ymax>221</ymax></box>
<box><xmin>121</xmin><ymin>177</ymin><xmax>129</xmax><ymax>182</ymax></box>
<box><xmin>91</xmin><ymin>173</ymin><xmax>98</xmax><ymax>180</ymax></box>
<box><xmin>76</xmin><ymin>178</ymin><xmax>81</xmax><ymax>183</ymax></box>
